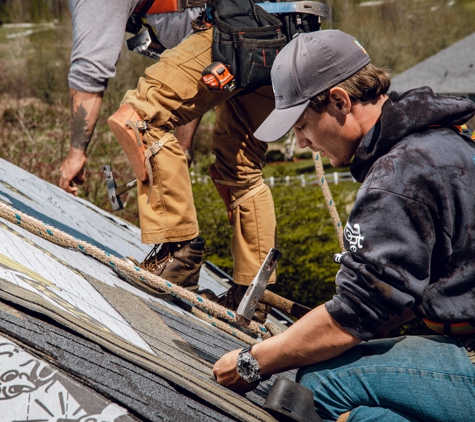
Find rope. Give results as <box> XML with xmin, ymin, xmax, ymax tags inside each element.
<box><xmin>0</xmin><ymin>202</ymin><xmax>271</xmax><ymax>343</ymax></box>
<box><xmin>312</xmin><ymin>151</ymin><xmax>345</xmax><ymax>251</ymax></box>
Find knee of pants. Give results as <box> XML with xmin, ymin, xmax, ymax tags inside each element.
<box><xmin>229</xmin><ymin>184</ymin><xmax>276</xmax><ymax>284</ymax></box>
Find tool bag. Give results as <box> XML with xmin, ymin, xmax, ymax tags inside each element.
<box><xmin>207</xmin><ymin>0</ymin><xmax>287</xmax><ymax>89</ymax></box>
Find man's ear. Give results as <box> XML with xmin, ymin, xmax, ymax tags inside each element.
<box><xmin>328</xmin><ymin>87</ymin><xmax>351</xmax><ymax>115</ymax></box>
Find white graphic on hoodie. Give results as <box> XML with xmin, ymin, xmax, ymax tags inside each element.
<box><xmin>344</xmin><ymin>223</ymin><xmax>364</xmax><ymax>252</ymax></box>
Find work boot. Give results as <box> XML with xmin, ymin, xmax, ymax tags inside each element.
<box><xmin>141</xmin><ymin>236</ymin><xmax>206</xmax><ymax>290</ymax></box>
<box><xmin>216</xmin><ymin>284</ymin><xmax>271</xmax><ymax>324</ymax></box>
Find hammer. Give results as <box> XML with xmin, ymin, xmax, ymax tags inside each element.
<box><xmin>102</xmin><ymin>164</ymin><xmax>137</xmax><ymax>211</ymax></box>
<box><xmin>236</xmin><ymin>248</ymin><xmax>312</xmax><ymax>324</ymax></box>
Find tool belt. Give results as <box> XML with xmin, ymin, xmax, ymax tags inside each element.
<box><xmin>206</xmin><ymin>0</ymin><xmax>326</xmax><ymax>90</ymax></box>
<box><xmin>422</xmin><ymin>318</ymin><xmax>475</xmax><ymax>336</ymax></box>
<box><xmin>207</xmin><ymin>0</ymin><xmax>286</xmax><ymax>89</ymax></box>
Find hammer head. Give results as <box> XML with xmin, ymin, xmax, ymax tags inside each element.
<box><xmin>102</xmin><ymin>164</ymin><xmax>124</xmax><ymax>211</ymax></box>
<box><xmin>236</xmin><ymin>248</ymin><xmax>282</xmax><ymax>322</ymax></box>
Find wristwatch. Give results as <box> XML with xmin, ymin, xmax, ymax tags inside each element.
<box><xmin>236</xmin><ymin>346</ymin><xmax>262</xmax><ymax>383</ymax></box>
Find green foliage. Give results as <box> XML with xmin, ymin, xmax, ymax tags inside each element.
<box><xmin>263</xmin><ymin>157</ymin><xmax>340</xmax><ymax>178</ymax></box>
<box><xmin>270</xmin><ymin>182</ymin><xmax>357</xmax><ymax>307</ymax></box>
<box><xmin>190</xmin><ymin>110</ymin><xmax>215</xmax><ymax>163</ymax></box>
<box><xmin>0</xmin><ymin>99</ymin><xmax>69</xmax><ymax>198</ymax></box>
<box><xmin>192</xmin><ymin>180</ymin><xmax>234</xmax><ymax>274</ymax></box>
<box><xmin>25</xmin><ymin>32</ymin><xmax>70</xmax><ymax>105</ymax></box>
<box><xmin>295</xmin><ymin>150</ymin><xmax>313</xmax><ymax>160</ymax></box>
<box><xmin>266</xmin><ymin>149</ymin><xmax>285</xmax><ymax>163</ymax></box>
<box><xmin>0</xmin><ymin>0</ymin><xmax>67</xmax><ymax>24</ymax></box>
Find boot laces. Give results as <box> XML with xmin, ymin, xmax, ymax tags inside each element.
<box><xmin>141</xmin><ymin>243</ymin><xmax>170</xmax><ymax>272</ymax></box>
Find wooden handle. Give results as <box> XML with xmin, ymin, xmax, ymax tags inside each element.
<box><xmin>261</xmin><ymin>290</ymin><xmax>312</xmax><ymax>319</ymax></box>
<box><xmin>116</xmin><ymin>178</ymin><xmax>137</xmax><ymax>196</ymax></box>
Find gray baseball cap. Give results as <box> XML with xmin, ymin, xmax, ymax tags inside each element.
<box><xmin>254</xmin><ymin>30</ymin><xmax>371</xmax><ymax>142</ymax></box>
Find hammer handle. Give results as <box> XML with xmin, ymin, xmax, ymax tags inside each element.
<box><xmin>116</xmin><ymin>178</ymin><xmax>137</xmax><ymax>196</ymax></box>
<box><xmin>261</xmin><ymin>290</ymin><xmax>312</xmax><ymax>319</ymax></box>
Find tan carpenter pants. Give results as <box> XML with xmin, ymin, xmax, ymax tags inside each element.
<box><xmin>122</xmin><ymin>28</ymin><xmax>276</xmax><ymax>285</ymax></box>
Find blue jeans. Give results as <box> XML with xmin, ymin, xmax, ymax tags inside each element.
<box><xmin>296</xmin><ymin>335</ymin><xmax>475</xmax><ymax>422</ymax></box>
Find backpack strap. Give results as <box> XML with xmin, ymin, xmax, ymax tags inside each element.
<box><xmin>134</xmin><ymin>0</ymin><xmax>156</xmax><ymax>16</ymax></box>
<box><xmin>135</xmin><ymin>0</ymin><xmax>205</xmax><ymax>15</ymax></box>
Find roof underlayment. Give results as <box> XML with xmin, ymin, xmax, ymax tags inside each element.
<box><xmin>0</xmin><ymin>158</ymin><xmax>295</xmax><ymax>421</ymax></box>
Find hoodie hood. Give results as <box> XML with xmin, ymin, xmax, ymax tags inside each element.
<box><xmin>351</xmin><ymin>86</ymin><xmax>475</xmax><ymax>182</ymax></box>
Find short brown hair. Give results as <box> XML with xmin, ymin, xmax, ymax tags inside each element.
<box><xmin>309</xmin><ymin>63</ymin><xmax>391</xmax><ymax>112</ymax></box>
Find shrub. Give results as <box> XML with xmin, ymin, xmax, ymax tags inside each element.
<box><xmin>266</xmin><ymin>149</ymin><xmax>285</xmax><ymax>163</ymax></box>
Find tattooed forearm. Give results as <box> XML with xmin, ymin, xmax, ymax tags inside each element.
<box><xmin>71</xmin><ymin>103</ymin><xmax>90</xmax><ymax>151</ymax></box>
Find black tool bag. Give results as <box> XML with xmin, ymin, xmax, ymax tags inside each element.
<box><xmin>207</xmin><ymin>0</ymin><xmax>287</xmax><ymax>89</ymax></box>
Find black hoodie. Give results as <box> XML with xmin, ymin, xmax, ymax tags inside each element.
<box><xmin>325</xmin><ymin>87</ymin><xmax>475</xmax><ymax>341</ymax></box>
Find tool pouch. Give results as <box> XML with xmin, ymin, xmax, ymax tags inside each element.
<box><xmin>207</xmin><ymin>0</ymin><xmax>286</xmax><ymax>89</ymax></box>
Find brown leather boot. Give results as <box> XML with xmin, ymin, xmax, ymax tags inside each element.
<box><xmin>141</xmin><ymin>237</ymin><xmax>205</xmax><ymax>290</ymax></box>
<box><xmin>216</xmin><ymin>284</ymin><xmax>271</xmax><ymax>324</ymax></box>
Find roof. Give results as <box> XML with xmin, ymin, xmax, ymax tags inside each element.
<box><xmin>0</xmin><ymin>158</ymin><xmax>295</xmax><ymax>421</ymax></box>
<box><xmin>390</xmin><ymin>32</ymin><xmax>475</xmax><ymax>95</ymax></box>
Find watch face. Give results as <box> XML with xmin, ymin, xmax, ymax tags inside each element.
<box><xmin>237</xmin><ymin>350</ymin><xmax>260</xmax><ymax>383</ymax></box>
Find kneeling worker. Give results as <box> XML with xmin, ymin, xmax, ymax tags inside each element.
<box><xmin>213</xmin><ymin>29</ymin><xmax>475</xmax><ymax>422</ymax></box>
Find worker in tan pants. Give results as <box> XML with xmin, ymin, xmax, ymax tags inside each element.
<box><xmin>113</xmin><ymin>27</ymin><xmax>276</xmax><ymax>322</ymax></box>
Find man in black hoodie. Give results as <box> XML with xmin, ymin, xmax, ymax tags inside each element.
<box><xmin>213</xmin><ymin>30</ymin><xmax>475</xmax><ymax>422</ymax></box>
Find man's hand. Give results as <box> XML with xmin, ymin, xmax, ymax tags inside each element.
<box><xmin>213</xmin><ymin>349</ymin><xmax>259</xmax><ymax>394</ymax></box>
<box><xmin>59</xmin><ymin>148</ymin><xmax>87</xmax><ymax>196</ymax></box>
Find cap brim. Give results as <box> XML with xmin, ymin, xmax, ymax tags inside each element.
<box><xmin>254</xmin><ymin>100</ymin><xmax>310</xmax><ymax>142</ymax></box>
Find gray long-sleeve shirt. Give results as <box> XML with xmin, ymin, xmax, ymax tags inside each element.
<box><xmin>68</xmin><ymin>0</ymin><xmax>203</xmax><ymax>93</ymax></box>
